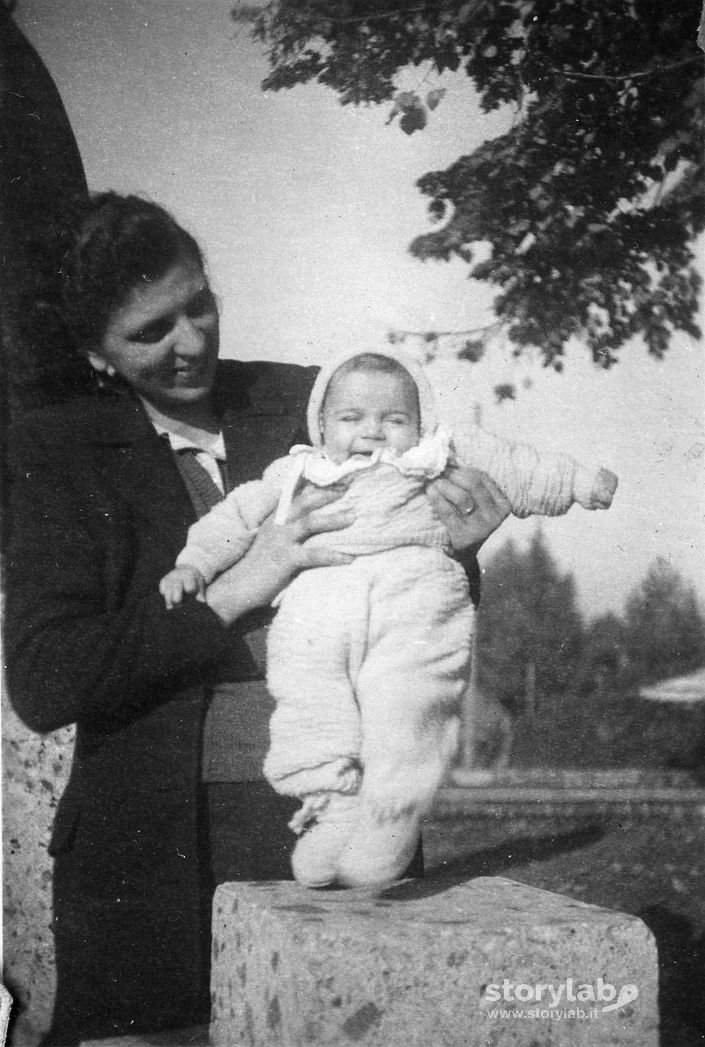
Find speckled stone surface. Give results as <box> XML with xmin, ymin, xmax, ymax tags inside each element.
<box><xmin>3</xmin><ymin>693</ymin><xmax>74</xmax><ymax>1046</ymax></box>
<box><xmin>211</xmin><ymin>876</ymin><xmax>658</xmax><ymax>1047</ymax></box>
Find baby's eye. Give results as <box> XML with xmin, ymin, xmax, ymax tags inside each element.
<box><xmin>387</xmin><ymin>415</ymin><xmax>410</xmax><ymax>426</ymax></box>
<box><xmin>339</xmin><ymin>413</ymin><xmax>361</xmax><ymax>422</ymax></box>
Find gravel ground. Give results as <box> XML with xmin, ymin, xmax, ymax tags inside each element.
<box><xmin>423</xmin><ymin>809</ymin><xmax>705</xmax><ymax>1047</ymax></box>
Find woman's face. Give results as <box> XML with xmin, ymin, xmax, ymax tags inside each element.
<box><xmin>89</xmin><ymin>255</ymin><xmax>220</xmax><ymax>418</ymax></box>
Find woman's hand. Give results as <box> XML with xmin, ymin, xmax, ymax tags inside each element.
<box><xmin>205</xmin><ymin>483</ymin><xmax>355</xmax><ymax>625</ymax></box>
<box><xmin>426</xmin><ymin>465</ymin><xmax>510</xmax><ymax>554</ymax></box>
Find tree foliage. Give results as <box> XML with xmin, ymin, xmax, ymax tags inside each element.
<box><xmin>235</xmin><ymin>0</ymin><xmax>704</xmax><ymax>367</ymax></box>
<box><xmin>472</xmin><ymin>537</ymin><xmax>705</xmax><ymax>713</ymax></box>
<box><xmin>576</xmin><ymin>610</ymin><xmax>627</xmax><ymax>694</ymax></box>
<box><xmin>622</xmin><ymin>557</ymin><xmax>705</xmax><ymax>683</ymax></box>
<box><xmin>474</xmin><ymin>529</ymin><xmax>584</xmax><ymax>711</ymax></box>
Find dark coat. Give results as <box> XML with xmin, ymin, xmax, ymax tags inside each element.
<box><xmin>4</xmin><ymin>359</ymin><xmax>315</xmax><ymax>1041</ymax></box>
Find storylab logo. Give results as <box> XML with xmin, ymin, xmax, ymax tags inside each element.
<box><xmin>481</xmin><ymin>978</ymin><xmax>639</xmax><ymax>1021</ymax></box>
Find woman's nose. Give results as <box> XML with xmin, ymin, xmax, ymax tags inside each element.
<box><xmin>174</xmin><ymin>316</ymin><xmax>205</xmax><ymax>356</ymax></box>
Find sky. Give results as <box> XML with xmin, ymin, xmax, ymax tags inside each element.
<box><xmin>13</xmin><ymin>0</ymin><xmax>705</xmax><ymax>619</ymax></box>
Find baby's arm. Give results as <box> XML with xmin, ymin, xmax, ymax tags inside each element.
<box><xmin>453</xmin><ymin>425</ymin><xmax>618</xmax><ymax>518</ymax></box>
<box><xmin>159</xmin><ymin>565</ymin><xmax>206</xmax><ymax>610</ymax></box>
<box><xmin>173</xmin><ymin>490</ymin><xmax>260</xmax><ymax>586</ymax></box>
<box><xmin>171</xmin><ymin>457</ymin><xmax>290</xmax><ymax>584</ymax></box>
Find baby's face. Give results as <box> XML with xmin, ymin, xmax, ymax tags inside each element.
<box><xmin>321</xmin><ymin>368</ymin><xmax>421</xmax><ymax>464</ymax></box>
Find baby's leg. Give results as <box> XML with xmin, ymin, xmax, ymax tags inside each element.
<box><xmin>264</xmin><ymin>565</ymin><xmax>368</xmax><ymax>886</ymax></box>
<box><xmin>358</xmin><ymin>549</ymin><xmax>473</xmax><ymax>816</ymax></box>
<box><xmin>264</xmin><ymin>565</ymin><xmax>367</xmax><ymax>796</ymax></box>
<box><xmin>338</xmin><ymin>549</ymin><xmax>473</xmax><ymax>887</ymax></box>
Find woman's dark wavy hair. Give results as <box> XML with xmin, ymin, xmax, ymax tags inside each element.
<box><xmin>59</xmin><ymin>192</ymin><xmax>204</xmax><ymax>353</ymax></box>
<box><xmin>9</xmin><ymin>192</ymin><xmax>205</xmax><ymax>411</ymax></box>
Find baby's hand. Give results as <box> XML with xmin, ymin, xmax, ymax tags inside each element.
<box><xmin>159</xmin><ymin>565</ymin><xmax>206</xmax><ymax>610</ymax></box>
<box><xmin>591</xmin><ymin>468</ymin><xmax>618</xmax><ymax>509</ymax></box>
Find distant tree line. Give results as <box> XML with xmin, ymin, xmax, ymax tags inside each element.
<box><xmin>476</xmin><ymin>530</ymin><xmax>705</xmax><ymax>714</ymax></box>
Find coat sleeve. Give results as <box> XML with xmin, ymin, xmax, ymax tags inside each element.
<box><xmin>3</xmin><ymin>417</ymin><xmax>237</xmax><ymax>735</ymax></box>
<box><xmin>452</xmin><ymin>424</ymin><xmax>606</xmax><ymax>518</ymax></box>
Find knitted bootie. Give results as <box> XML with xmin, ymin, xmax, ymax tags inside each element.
<box><xmin>291</xmin><ymin>792</ymin><xmax>361</xmax><ymax>889</ymax></box>
<box><xmin>336</xmin><ymin>802</ymin><xmax>423</xmax><ymax>890</ymax></box>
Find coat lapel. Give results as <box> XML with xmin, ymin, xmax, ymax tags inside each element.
<box><xmin>221</xmin><ymin>411</ymin><xmax>306</xmax><ymax>488</ymax></box>
<box><xmin>83</xmin><ymin>362</ymin><xmax>310</xmax><ymax>543</ymax></box>
<box><xmin>84</xmin><ymin>394</ymin><xmax>196</xmax><ymax>553</ymax></box>
<box><xmin>217</xmin><ymin>361</ymin><xmax>310</xmax><ymax>488</ymax></box>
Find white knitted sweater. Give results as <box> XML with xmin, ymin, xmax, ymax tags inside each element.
<box><xmin>176</xmin><ymin>424</ymin><xmax>610</xmax><ymax>582</ymax></box>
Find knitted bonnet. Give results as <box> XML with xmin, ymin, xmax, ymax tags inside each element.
<box><xmin>306</xmin><ymin>346</ymin><xmax>439</xmax><ymax>448</ymax></box>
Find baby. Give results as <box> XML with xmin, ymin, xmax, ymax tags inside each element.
<box><xmin>161</xmin><ymin>348</ymin><xmax>617</xmax><ymax>889</ymax></box>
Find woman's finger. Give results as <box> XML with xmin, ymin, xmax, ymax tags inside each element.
<box><xmin>300</xmin><ymin>547</ymin><xmax>355</xmax><ymax>569</ymax></box>
<box><xmin>294</xmin><ymin>505</ymin><xmax>356</xmax><ymax>541</ymax></box>
<box><xmin>427</xmin><ymin>474</ymin><xmax>471</xmax><ymax>515</ymax></box>
<box><xmin>432</xmin><ymin>467</ymin><xmax>510</xmax><ymax>516</ymax></box>
<box><xmin>285</xmin><ymin>482</ymin><xmax>349</xmax><ymax>522</ymax></box>
<box><xmin>427</xmin><ymin>466</ymin><xmax>510</xmax><ymax>552</ymax></box>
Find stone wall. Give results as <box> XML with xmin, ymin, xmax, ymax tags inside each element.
<box><xmin>3</xmin><ymin>694</ymin><xmax>74</xmax><ymax>1046</ymax></box>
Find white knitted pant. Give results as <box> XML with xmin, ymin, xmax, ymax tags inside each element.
<box><xmin>264</xmin><ymin>546</ymin><xmax>474</xmax><ymax>818</ymax></box>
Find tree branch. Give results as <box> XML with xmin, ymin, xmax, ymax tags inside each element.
<box><xmin>326</xmin><ymin>5</ymin><xmax>448</xmax><ymax>25</ymax></box>
<box><xmin>558</xmin><ymin>56</ymin><xmax>702</xmax><ymax>83</ymax></box>
<box><xmin>390</xmin><ymin>321</ymin><xmax>501</xmax><ymax>340</ymax></box>
<box><xmin>261</xmin><ymin>1</ymin><xmax>485</xmax><ymax>27</ymax></box>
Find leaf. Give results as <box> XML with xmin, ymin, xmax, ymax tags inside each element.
<box><xmin>386</xmin><ymin>91</ymin><xmax>419</xmax><ymax>125</ymax></box>
<box><xmin>494</xmin><ymin>383</ymin><xmax>516</xmax><ymax>403</ymax></box>
<box><xmin>400</xmin><ymin>104</ymin><xmax>427</xmax><ymax>135</ymax></box>
<box><xmin>458</xmin><ymin>339</ymin><xmax>486</xmax><ymax>362</ymax></box>
<box><xmin>426</xmin><ymin>87</ymin><xmax>446</xmax><ymax>111</ymax></box>
<box><xmin>394</xmin><ymin>91</ymin><xmax>418</xmax><ymax>110</ymax></box>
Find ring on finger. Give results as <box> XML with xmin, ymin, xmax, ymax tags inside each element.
<box><xmin>463</xmin><ymin>503</ymin><xmax>476</xmax><ymax>517</ymax></box>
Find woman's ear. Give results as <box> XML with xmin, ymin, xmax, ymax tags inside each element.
<box><xmin>86</xmin><ymin>351</ymin><xmax>116</xmax><ymax>377</ymax></box>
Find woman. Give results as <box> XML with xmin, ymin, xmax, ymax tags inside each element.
<box><xmin>4</xmin><ymin>192</ymin><xmax>509</xmax><ymax>1044</ymax></box>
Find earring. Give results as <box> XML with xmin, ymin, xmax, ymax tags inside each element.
<box><xmin>86</xmin><ymin>351</ymin><xmax>116</xmax><ymax>377</ymax></box>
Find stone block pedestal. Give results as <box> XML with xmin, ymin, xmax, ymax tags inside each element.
<box><xmin>211</xmin><ymin>876</ymin><xmax>658</xmax><ymax>1047</ymax></box>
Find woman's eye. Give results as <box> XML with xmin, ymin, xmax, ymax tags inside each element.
<box><xmin>131</xmin><ymin>321</ymin><xmax>172</xmax><ymax>344</ymax></box>
<box><xmin>186</xmin><ymin>289</ymin><xmax>215</xmax><ymax>318</ymax></box>
<box><xmin>128</xmin><ymin>289</ymin><xmax>215</xmax><ymax>343</ymax></box>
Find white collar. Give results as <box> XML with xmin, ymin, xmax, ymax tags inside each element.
<box><xmin>290</xmin><ymin>425</ymin><xmax>452</xmax><ymax>482</ymax></box>
<box><xmin>140</xmin><ymin>398</ymin><xmax>226</xmax><ymax>460</ymax></box>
